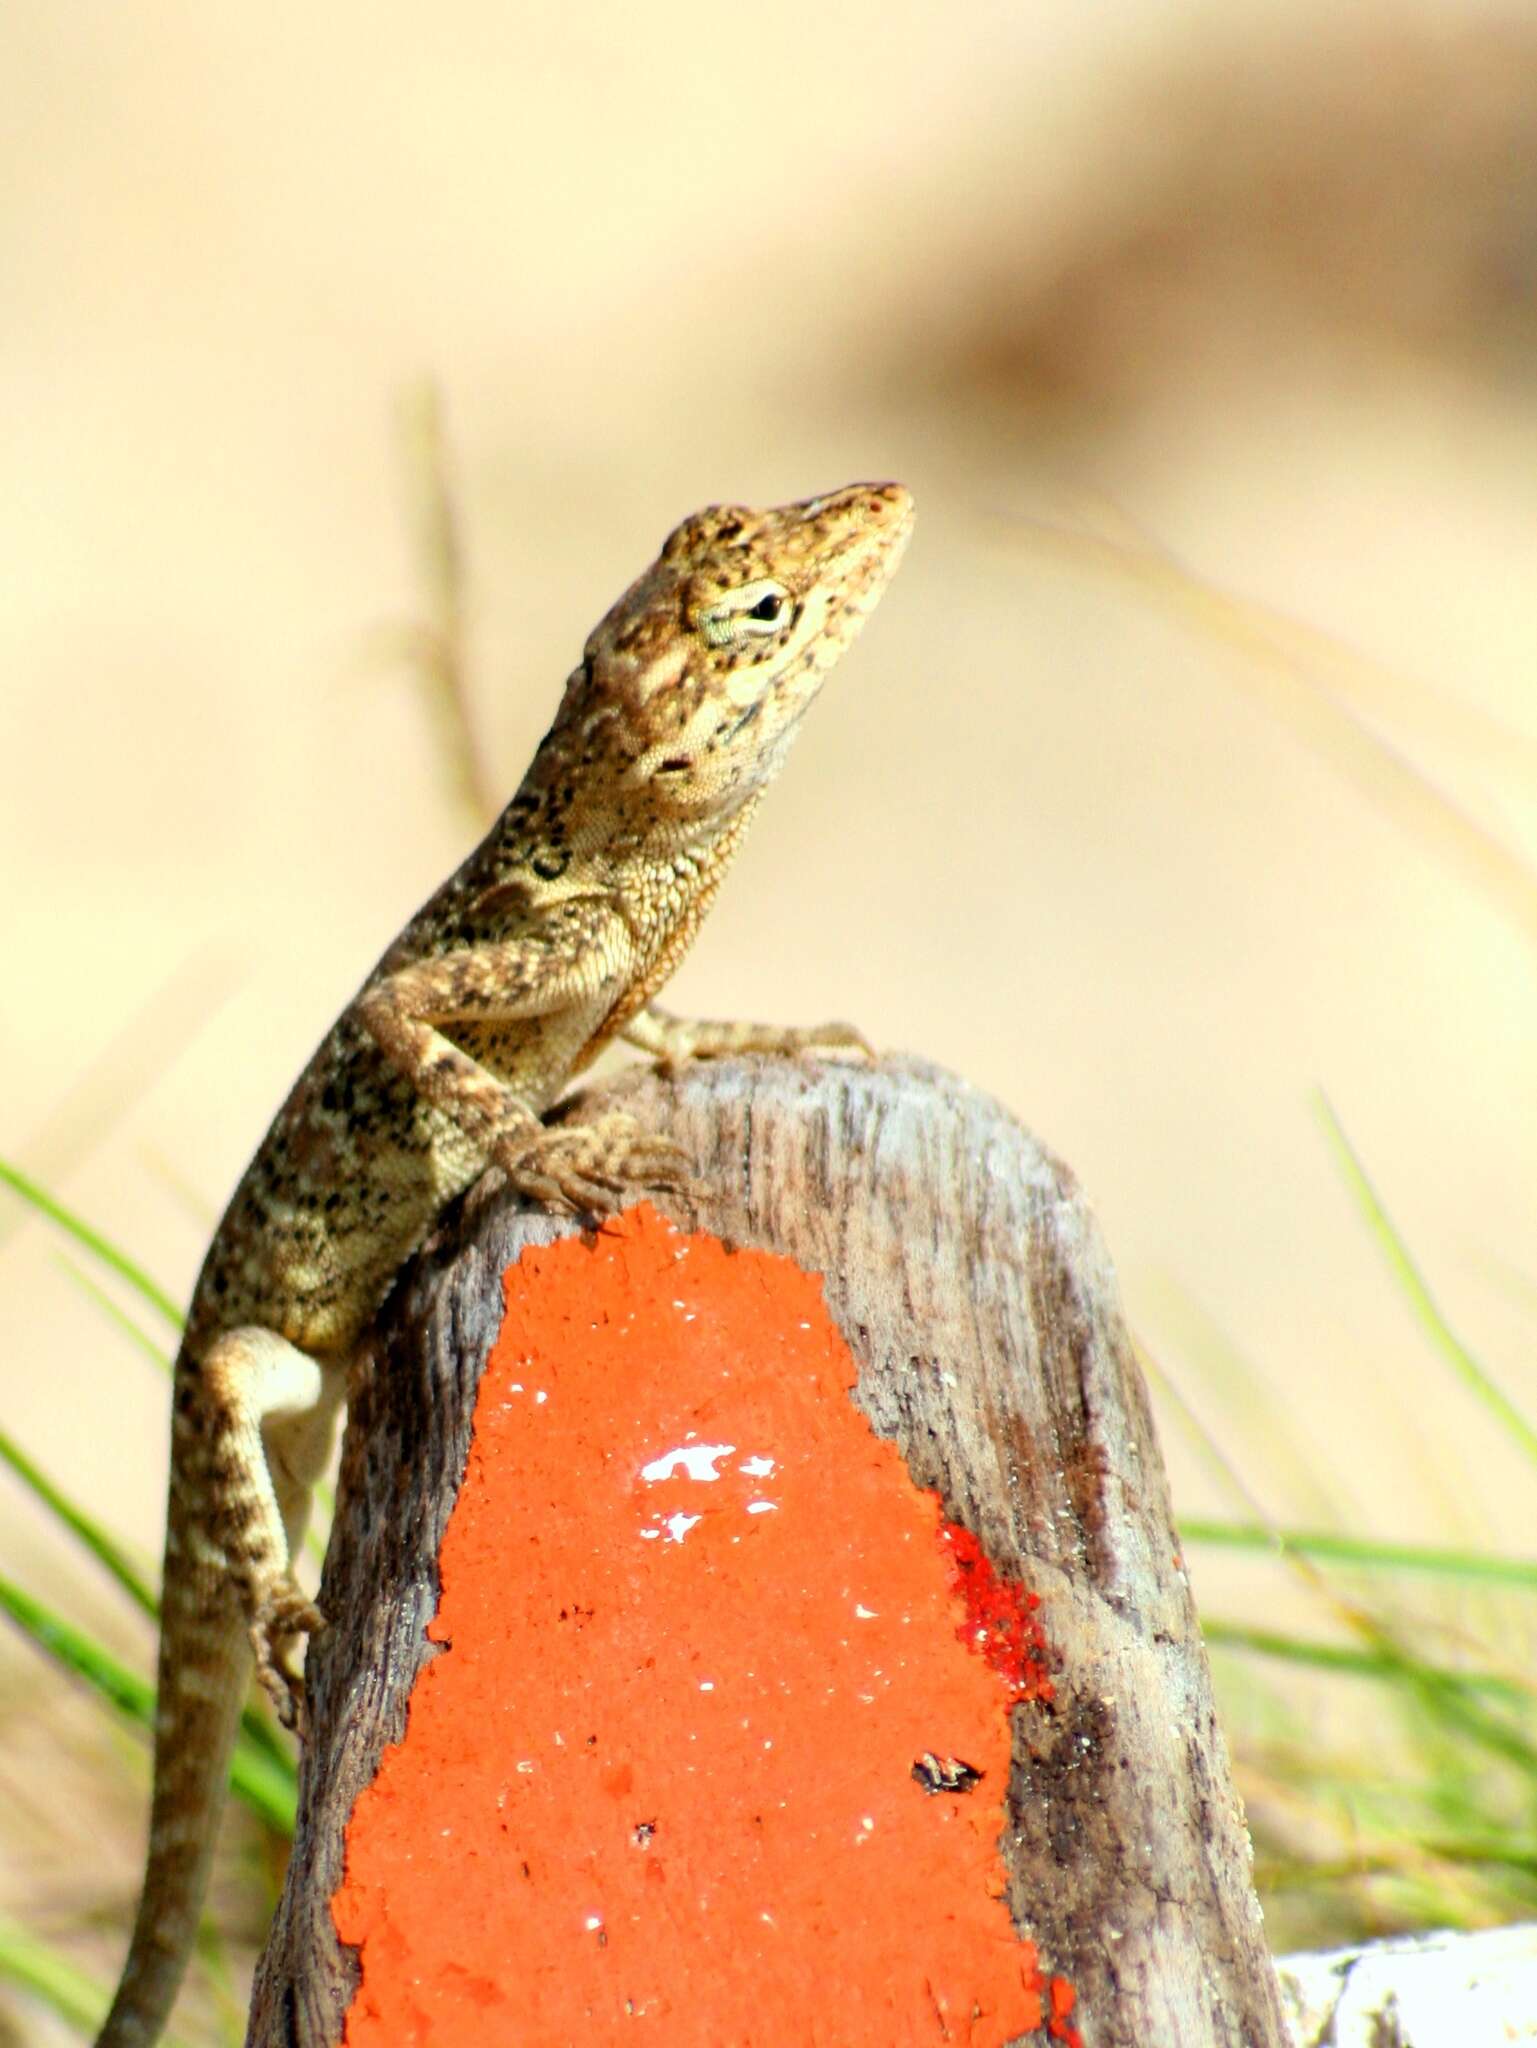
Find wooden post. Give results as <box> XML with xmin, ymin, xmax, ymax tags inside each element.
<box><xmin>247</xmin><ymin>1057</ymin><xmax>1288</xmax><ymax>2047</ymax></box>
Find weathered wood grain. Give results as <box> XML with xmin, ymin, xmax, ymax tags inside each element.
<box><xmin>247</xmin><ymin>1055</ymin><xmax>1287</xmax><ymax>2047</ymax></box>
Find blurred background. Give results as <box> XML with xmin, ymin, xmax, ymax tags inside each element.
<box><xmin>3</xmin><ymin>0</ymin><xmax>1535</xmax><ymax>2038</ymax></box>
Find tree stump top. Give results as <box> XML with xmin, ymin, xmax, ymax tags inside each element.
<box><xmin>249</xmin><ymin>1056</ymin><xmax>1286</xmax><ymax>2048</ymax></box>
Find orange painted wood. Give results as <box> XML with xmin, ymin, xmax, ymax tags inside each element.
<box><xmin>336</xmin><ymin>1208</ymin><xmax>1057</xmax><ymax>2043</ymax></box>
<box><xmin>247</xmin><ymin>1057</ymin><xmax>1287</xmax><ymax>2048</ymax></box>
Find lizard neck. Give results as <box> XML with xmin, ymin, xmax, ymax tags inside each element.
<box><xmin>608</xmin><ymin>793</ymin><xmax>762</xmax><ymax>942</ymax></box>
<box><xmin>574</xmin><ymin>797</ymin><xmax>764</xmax><ymax>1061</ymax></box>
<box><xmin>488</xmin><ymin>702</ymin><xmax>766</xmax><ymax>899</ymax></box>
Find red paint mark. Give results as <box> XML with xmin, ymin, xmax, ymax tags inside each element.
<box><xmin>939</xmin><ymin>1522</ymin><xmax>1055</xmax><ymax>1704</ymax></box>
<box><xmin>334</xmin><ymin>1203</ymin><xmax>1081</xmax><ymax>2044</ymax></box>
<box><xmin>1048</xmin><ymin>1973</ymin><xmax>1083</xmax><ymax>2046</ymax></box>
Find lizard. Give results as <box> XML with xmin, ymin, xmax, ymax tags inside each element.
<box><xmin>95</xmin><ymin>478</ymin><xmax>914</xmax><ymax>2047</ymax></box>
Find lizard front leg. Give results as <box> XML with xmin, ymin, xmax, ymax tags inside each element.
<box><xmin>622</xmin><ymin>1000</ymin><xmax>874</xmax><ymax>1072</ymax></box>
<box><xmin>356</xmin><ymin>934</ymin><xmax>691</xmax><ymax>1213</ymax></box>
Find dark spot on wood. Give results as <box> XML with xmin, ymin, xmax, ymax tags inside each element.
<box><xmin>912</xmin><ymin>1752</ymin><xmax>983</xmax><ymax>1795</ymax></box>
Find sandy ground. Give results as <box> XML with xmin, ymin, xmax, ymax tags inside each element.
<box><xmin>3</xmin><ymin>0</ymin><xmax>1535</xmax><ymax>2010</ymax></box>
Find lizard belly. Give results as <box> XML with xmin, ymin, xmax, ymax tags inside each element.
<box><xmin>283</xmin><ymin>1111</ymin><xmax>489</xmax><ymax>1353</ymax></box>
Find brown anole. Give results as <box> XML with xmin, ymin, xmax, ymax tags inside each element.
<box><xmin>96</xmin><ymin>480</ymin><xmax>913</xmax><ymax>2045</ymax></box>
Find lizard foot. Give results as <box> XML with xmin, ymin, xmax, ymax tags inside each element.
<box><xmin>498</xmin><ymin>1111</ymin><xmax>695</xmax><ymax>1217</ymax></box>
<box><xmin>250</xmin><ymin>1579</ymin><xmax>328</xmax><ymax>1734</ymax></box>
<box><xmin>639</xmin><ymin>1014</ymin><xmax>875</xmax><ymax>1072</ymax></box>
<box><xmin>763</xmin><ymin>1019</ymin><xmax>874</xmax><ymax>1062</ymax></box>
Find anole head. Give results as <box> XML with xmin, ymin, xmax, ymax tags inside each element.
<box><xmin>566</xmin><ymin>482</ymin><xmax>914</xmax><ymax>834</ymax></box>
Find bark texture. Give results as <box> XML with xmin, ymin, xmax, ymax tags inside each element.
<box><xmin>247</xmin><ymin>1055</ymin><xmax>1287</xmax><ymax>2047</ymax></box>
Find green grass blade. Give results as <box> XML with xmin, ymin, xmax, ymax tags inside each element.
<box><xmin>1314</xmin><ymin>1094</ymin><xmax>1537</xmax><ymax>1469</ymax></box>
<box><xmin>1379</xmin><ymin>1640</ymin><xmax>1537</xmax><ymax>1779</ymax></box>
<box><xmin>233</xmin><ymin>1693</ymin><xmax>293</xmax><ymax>1771</ymax></box>
<box><xmin>6</xmin><ymin>1167</ymin><xmax>331</xmax><ymax>1650</ymax></box>
<box><xmin>57</xmin><ymin>1254</ymin><xmax>174</xmax><ymax>1375</ymax></box>
<box><xmin>42</xmin><ymin>1253</ymin><xmax>301</xmax><ymax>1769</ymax></box>
<box><xmin>0</xmin><ymin>1427</ymin><xmax>157</xmax><ymax>1618</ymax></box>
<box><xmin>0</xmin><ymin>1156</ymin><xmax>183</xmax><ymax>1330</ymax></box>
<box><xmin>1412</xmin><ymin>1831</ymin><xmax>1537</xmax><ymax>1872</ymax></box>
<box><xmin>1205</xmin><ymin>1621</ymin><xmax>1532</xmax><ymax>1706</ymax></box>
<box><xmin>1213</xmin><ymin>1616</ymin><xmax>1537</xmax><ymax>1784</ymax></box>
<box><xmin>1180</xmin><ymin>1518</ymin><xmax>1537</xmax><ymax>1588</ymax></box>
<box><xmin>0</xmin><ymin>1917</ymin><xmax>105</xmax><ymax>2036</ymax></box>
<box><xmin>1214</xmin><ymin>1603</ymin><xmax>1537</xmax><ymax>1778</ymax></box>
<box><xmin>189</xmin><ymin>1918</ymin><xmax>249</xmax><ymax>2048</ymax></box>
<box><xmin>0</xmin><ymin>1575</ymin><xmax>296</xmax><ymax>1831</ymax></box>
<box><xmin>0</xmin><ymin>1430</ymin><xmax>291</xmax><ymax>1773</ymax></box>
<box><xmin>0</xmin><ymin>1916</ymin><xmax>197</xmax><ymax>2048</ymax></box>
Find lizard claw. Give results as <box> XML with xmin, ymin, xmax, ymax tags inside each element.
<box><xmin>497</xmin><ymin>1113</ymin><xmax>695</xmax><ymax>1218</ymax></box>
<box><xmin>640</xmin><ymin>1015</ymin><xmax>876</xmax><ymax>1068</ymax></box>
<box><xmin>250</xmin><ymin>1581</ymin><xmax>328</xmax><ymax>1734</ymax></box>
<box><xmin>782</xmin><ymin>1020</ymin><xmax>875</xmax><ymax>1062</ymax></box>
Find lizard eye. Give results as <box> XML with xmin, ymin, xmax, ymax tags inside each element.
<box><xmin>700</xmin><ymin>579</ymin><xmax>793</xmax><ymax>647</ymax></box>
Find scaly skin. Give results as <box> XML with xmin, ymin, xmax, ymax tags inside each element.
<box><xmin>96</xmin><ymin>480</ymin><xmax>914</xmax><ymax>2046</ymax></box>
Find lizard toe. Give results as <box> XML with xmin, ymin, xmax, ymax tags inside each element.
<box><xmin>500</xmin><ymin>1114</ymin><xmax>694</xmax><ymax>1213</ymax></box>
<box><xmin>801</xmin><ymin>1020</ymin><xmax>875</xmax><ymax>1060</ymax></box>
<box><xmin>250</xmin><ymin>1583</ymin><xmax>327</xmax><ymax>1734</ymax></box>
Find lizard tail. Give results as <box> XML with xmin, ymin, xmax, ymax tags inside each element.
<box><xmin>97</xmin><ymin>1407</ymin><xmax>252</xmax><ymax>2046</ymax></box>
